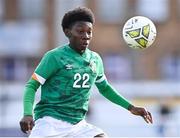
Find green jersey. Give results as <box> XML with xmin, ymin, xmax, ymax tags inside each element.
<box><xmin>32</xmin><ymin>44</ymin><xmax>105</xmax><ymax>124</ymax></box>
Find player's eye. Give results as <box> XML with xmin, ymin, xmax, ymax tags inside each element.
<box><xmin>76</xmin><ymin>29</ymin><xmax>84</xmax><ymax>34</ymax></box>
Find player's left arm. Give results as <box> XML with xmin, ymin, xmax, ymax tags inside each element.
<box><xmin>95</xmin><ymin>53</ymin><xmax>153</xmax><ymax>124</ymax></box>
<box><xmin>95</xmin><ymin>79</ymin><xmax>152</xmax><ymax>124</ymax></box>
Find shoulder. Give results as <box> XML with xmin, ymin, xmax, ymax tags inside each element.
<box><xmin>47</xmin><ymin>44</ymin><xmax>67</xmax><ymax>54</ymax></box>
<box><xmin>87</xmin><ymin>49</ymin><xmax>102</xmax><ymax>60</ymax></box>
<box><xmin>44</xmin><ymin>44</ymin><xmax>67</xmax><ymax>58</ymax></box>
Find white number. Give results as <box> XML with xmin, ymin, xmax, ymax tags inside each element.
<box><xmin>73</xmin><ymin>73</ymin><xmax>81</xmax><ymax>88</ymax></box>
<box><xmin>73</xmin><ymin>73</ymin><xmax>90</xmax><ymax>88</ymax></box>
<box><xmin>82</xmin><ymin>73</ymin><xmax>90</xmax><ymax>88</ymax></box>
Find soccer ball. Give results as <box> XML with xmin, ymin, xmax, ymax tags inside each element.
<box><xmin>122</xmin><ymin>16</ymin><xmax>157</xmax><ymax>49</ymax></box>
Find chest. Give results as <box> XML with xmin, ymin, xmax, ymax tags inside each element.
<box><xmin>61</xmin><ymin>56</ymin><xmax>96</xmax><ymax>75</ymax></box>
<box><xmin>53</xmin><ymin>56</ymin><xmax>98</xmax><ymax>89</ymax></box>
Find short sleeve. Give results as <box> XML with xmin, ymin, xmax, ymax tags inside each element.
<box><xmin>32</xmin><ymin>51</ymin><xmax>59</xmax><ymax>85</ymax></box>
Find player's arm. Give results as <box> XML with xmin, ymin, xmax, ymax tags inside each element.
<box><xmin>95</xmin><ymin>77</ymin><xmax>131</xmax><ymax>110</ymax></box>
<box><xmin>95</xmin><ymin>79</ymin><xmax>152</xmax><ymax>123</ymax></box>
<box><xmin>20</xmin><ymin>78</ymin><xmax>40</xmax><ymax>133</ymax></box>
<box><xmin>20</xmin><ymin>51</ymin><xmax>59</xmax><ymax>133</ymax></box>
<box><xmin>95</xmin><ymin>54</ymin><xmax>153</xmax><ymax>124</ymax></box>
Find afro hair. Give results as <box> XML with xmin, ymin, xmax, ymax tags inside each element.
<box><xmin>61</xmin><ymin>7</ymin><xmax>95</xmax><ymax>31</ymax></box>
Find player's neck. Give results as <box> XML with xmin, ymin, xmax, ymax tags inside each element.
<box><xmin>68</xmin><ymin>44</ymin><xmax>85</xmax><ymax>55</ymax></box>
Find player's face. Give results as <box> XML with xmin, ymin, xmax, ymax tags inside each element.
<box><xmin>68</xmin><ymin>21</ymin><xmax>93</xmax><ymax>54</ymax></box>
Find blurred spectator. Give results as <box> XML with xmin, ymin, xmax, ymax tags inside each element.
<box><xmin>158</xmin><ymin>103</ymin><xmax>172</xmax><ymax>136</ymax></box>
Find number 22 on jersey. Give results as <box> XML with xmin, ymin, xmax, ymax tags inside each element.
<box><xmin>73</xmin><ymin>73</ymin><xmax>90</xmax><ymax>88</ymax></box>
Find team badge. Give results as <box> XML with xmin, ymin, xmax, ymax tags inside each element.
<box><xmin>89</xmin><ymin>60</ymin><xmax>96</xmax><ymax>73</ymax></box>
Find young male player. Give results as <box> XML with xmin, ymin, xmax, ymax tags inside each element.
<box><xmin>20</xmin><ymin>7</ymin><xmax>153</xmax><ymax>137</ymax></box>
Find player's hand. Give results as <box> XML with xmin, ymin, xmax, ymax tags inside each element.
<box><xmin>128</xmin><ymin>105</ymin><xmax>153</xmax><ymax>124</ymax></box>
<box><xmin>19</xmin><ymin>115</ymin><xmax>34</xmax><ymax>134</ymax></box>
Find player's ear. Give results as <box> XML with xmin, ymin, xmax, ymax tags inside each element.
<box><xmin>64</xmin><ymin>28</ymin><xmax>72</xmax><ymax>38</ymax></box>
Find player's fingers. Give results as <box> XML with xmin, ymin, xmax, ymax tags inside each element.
<box><xmin>26</xmin><ymin>121</ymin><xmax>33</xmax><ymax>134</ymax></box>
<box><xmin>19</xmin><ymin>121</ymin><xmax>29</xmax><ymax>134</ymax></box>
<box><xmin>143</xmin><ymin>110</ymin><xmax>153</xmax><ymax>124</ymax></box>
<box><xmin>142</xmin><ymin>115</ymin><xmax>149</xmax><ymax>123</ymax></box>
<box><xmin>28</xmin><ymin>122</ymin><xmax>31</xmax><ymax>131</ymax></box>
<box><xmin>147</xmin><ymin>111</ymin><xmax>153</xmax><ymax>124</ymax></box>
<box><xmin>30</xmin><ymin>121</ymin><xmax>34</xmax><ymax>130</ymax></box>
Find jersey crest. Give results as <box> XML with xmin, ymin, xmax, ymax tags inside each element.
<box><xmin>89</xmin><ymin>60</ymin><xmax>96</xmax><ymax>73</ymax></box>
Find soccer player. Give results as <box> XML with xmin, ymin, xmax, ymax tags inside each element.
<box><xmin>19</xmin><ymin>7</ymin><xmax>153</xmax><ymax>137</ymax></box>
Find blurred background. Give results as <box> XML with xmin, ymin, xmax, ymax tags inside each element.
<box><xmin>0</xmin><ymin>0</ymin><xmax>180</xmax><ymax>137</ymax></box>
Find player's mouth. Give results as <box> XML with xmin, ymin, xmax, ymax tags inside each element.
<box><xmin>80</xmin><ymin>41</ymin><xmax>89</xmax><ymax>49</ymax></box>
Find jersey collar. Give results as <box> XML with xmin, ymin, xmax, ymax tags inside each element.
<box><xmin>66</xmin><ymin>44</ymin><xmax>89</xmax><ymax>59</ymax></box>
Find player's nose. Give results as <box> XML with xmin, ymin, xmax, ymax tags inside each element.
<box><xmin>82</xmin><ymin>32</ymin><xmax>91</xmax><ymax>40</ymax></box>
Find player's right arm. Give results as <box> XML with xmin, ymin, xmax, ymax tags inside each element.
<box><xmin>19</xmin><ymin>51</ymin><xmax>59</xmax><ymax>133</ymax></box>
<box><xmin>19</xmin><ymin>79</ymin><xmax>40</xmax><ymax>133</ymax></box>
